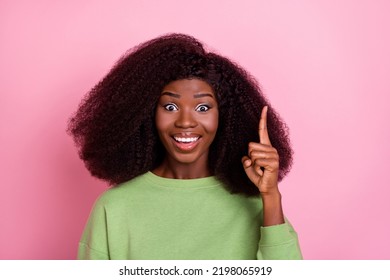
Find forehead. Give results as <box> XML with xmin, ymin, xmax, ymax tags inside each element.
<box><xmin>162</xmin><ymin>79</ymin><xmax>214</xmax><ymax>96</ymax></box>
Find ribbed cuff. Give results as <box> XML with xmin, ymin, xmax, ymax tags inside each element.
<box><xmin>259</xmin><ymin>223</ymin><xmax>293</xmax><ymax>246</ymax></box>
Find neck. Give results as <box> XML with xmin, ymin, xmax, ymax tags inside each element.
<box><xmin>152</xmin><ymin>157</ymin><xmax>212</xmax><ymax>179</ymax></box>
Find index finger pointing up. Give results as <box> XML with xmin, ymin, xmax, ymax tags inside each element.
<box><xmin>259</xmin><ymin>106</ymin><xmax>272</xmax><ymax>145</ymax></box>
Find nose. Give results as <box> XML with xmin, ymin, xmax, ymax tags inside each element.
<box><xmin>174</xmin><ymin>109</ymin><xmax>197</xmax><ymax>128</ymax></box>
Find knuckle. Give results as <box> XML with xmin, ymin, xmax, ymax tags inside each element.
<box><xmin>248</xmin><ymin>142</ymin><xmax>256</xmax><ymax>149</ymax></box>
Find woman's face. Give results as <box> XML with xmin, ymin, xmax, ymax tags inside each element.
<box><xmin>155</xmin><ymin>78</ymin><xmax>219</xmax><ymax>167</ymax></box>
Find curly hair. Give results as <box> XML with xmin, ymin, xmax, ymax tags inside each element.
<box><xmin>67</xmin><ymin>33</ymin><xmax>293</xmax><ymax>196</ymax></box>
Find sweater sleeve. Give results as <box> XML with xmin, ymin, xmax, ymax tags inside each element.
<box><xmin>256</xmin><ymin>219</ymin><xmax>303</xmax><ymax>260</ymax></box>
<box><xmin>77</xmin><ymin>196</ymin><xmax>110</xmax><ymax>260</ymax></box>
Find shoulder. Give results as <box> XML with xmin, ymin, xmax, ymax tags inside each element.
<box><xmin>94</xmin><ymin>172</ymin><xmax>150</xmax><ymax>208</ymax></box>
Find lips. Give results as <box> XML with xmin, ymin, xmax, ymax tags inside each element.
<box><xmin>173</xmin><ymin>136</ymin><xmax>200</xmax><ymax>143</ymax></box>
<box><xmin>171</xmin><ymin>134</ymin><xmax>201</xmax><ymax>152</ymax></box>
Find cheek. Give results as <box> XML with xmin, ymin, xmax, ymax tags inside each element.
<box><xmin>155</xmin><ymin>110</ymin><xmax>170</xmax><ymax>133</ymax></box>
<box><xmin>204</xmin><ymin>112</ymin><xmax>219</xmax><ymax>135</ymax></box>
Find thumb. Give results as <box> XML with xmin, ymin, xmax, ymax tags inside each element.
<box><xmin>242</xmin><ymin>156</ymin><xmax>252</xmax><ymax>169</ymax></box>
<box><xmin>241</xmin><ymin>156</ymin><xmax>260</xmax><ymax>185</ymax></box>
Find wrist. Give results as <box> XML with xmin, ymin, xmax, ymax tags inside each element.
<box><xmin>261</xmin><ymin>190</ymin><xmax>284</xmax><ymax>226</ymax></box>
<box><xmin>261</xmin><ymin>191</ymin><xmax>282</xmax><ymax>210</ymax></box>
<box><xmin>260</xmin><ymin>189</ymin><xmax>282</xmax><ymax>201</ymax></box>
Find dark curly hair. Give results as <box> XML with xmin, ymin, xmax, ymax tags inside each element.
<box><xmin>67</xmin><ymin>33</ymin><xmax>293</xmax><ymax>196</ymax></box>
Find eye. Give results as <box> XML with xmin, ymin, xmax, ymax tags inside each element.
<box><xmin>163</xmin><ymin>103</ymin><xmax>178</xmax><ymax>111</ymax></box>
<box><xmin>195</xmin><ymin>104</ymin><xmax>210</xmax><ymax>112</ymax></box>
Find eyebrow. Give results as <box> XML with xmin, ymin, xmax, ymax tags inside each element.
<box><xmin>161</xmin><ymin>92</ymin><xmax>214</xmax><ymax>99</ymax></box>
<box><xmin>194</xmin><ymin>93</ymin><xmax>214</xmax><ymax>99</ymax></box>
<box><xmin>161</xmin><ymin>92</ymin><xmax>181</xmax><ymax>98</ymax></box>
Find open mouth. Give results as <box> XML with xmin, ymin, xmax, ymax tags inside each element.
<box><xmin>173</xmin><ymin>136</ymin><xmax>200</xmax><ymax>143</ymax></box>
<box><xmin>172</xmin><ymin>136</ymin><xmax>201</xmax><ymax>151</ymax></box>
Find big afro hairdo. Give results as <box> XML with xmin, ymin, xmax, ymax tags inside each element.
<box><xmin>67</xmin><ymin>33</ymin><xmax>293</xmax><ymax>196</ymax></box>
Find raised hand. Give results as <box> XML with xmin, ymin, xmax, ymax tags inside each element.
<box><xmin>242</xmin><ymin>106</ymin><xmax>280</xmax><ymax>195</ymax></box>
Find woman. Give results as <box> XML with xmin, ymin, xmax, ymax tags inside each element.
<box><xmin>68</xmin><ymin>33</ymin><xmax>302</xmax><ymax>259</ymax></box>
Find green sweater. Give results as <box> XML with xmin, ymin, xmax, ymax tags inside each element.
<box><xmin>78</xmin><ymin>172</ymin><xmax>302</xmax><ymax>260</ymax></box>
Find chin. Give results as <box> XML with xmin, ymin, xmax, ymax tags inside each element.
<box><xmin>172</xmin><ymin>154</ymin><xmax>202</xmax><ymax>164</ymax></box>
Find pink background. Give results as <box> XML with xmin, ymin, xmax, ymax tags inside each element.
<box><xmin>1</xmin><ymin>0</ymin><xmax>389</xmax><ymax>259</ymax></box>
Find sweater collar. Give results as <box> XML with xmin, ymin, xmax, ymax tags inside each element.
<box><xmin>145</xmin><ymin>171</ymin><xmax>222</xmax><ymax>189</ymax></box>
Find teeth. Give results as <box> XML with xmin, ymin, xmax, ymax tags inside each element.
<box><xmin>174</xmin><ymin>137</ymin><xmax>199</xmax><ymax>143</ymax></box>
